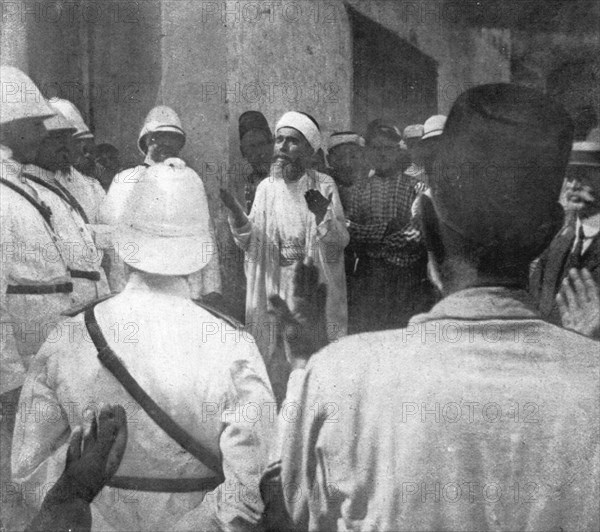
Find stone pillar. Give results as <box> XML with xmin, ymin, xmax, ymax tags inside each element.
<box><xmin>1</xmin><ymin>1</ymin><xmax>30</xmax><ymax>70</ymax></box>
<box><xmin>159</xmin><ymin>0</ymin><xmax>243</xmax><ymax>313</ymax></box>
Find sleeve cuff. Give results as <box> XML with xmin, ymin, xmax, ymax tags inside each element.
<box><xmin>229</xmin><ymin>216</ymin><xmax>251</xmax><ymax>236</ymax></box>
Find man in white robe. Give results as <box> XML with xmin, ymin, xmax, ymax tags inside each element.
<box><xmin>221</xmin><ymin>111</ymin><xmax>348</xmax><ymax>402</ymax></box>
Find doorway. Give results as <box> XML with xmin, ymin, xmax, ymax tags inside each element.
<box><xmin>348</xmin><ymin>5</ymin><xmax>438</xmax><ymax>134</ymax></box>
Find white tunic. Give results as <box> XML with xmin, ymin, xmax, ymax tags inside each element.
<box><xmin>0</xmin><ymin>147</ymin><xmax>73</xmax><ymax>393</ymax></box>
<box><xmin>55</xmin><ymin>167</ymin><xmax>106</xmax><ymax>224</ymax></box>
<box><xmin>23</xmin><ymin>165</ymin><xmax>110</xmax><ymax>307</ymax></box>
<box><xmin>12</xmin><ymin>273</ymin><xmax>276</xmax><ymax>531</ymax></box>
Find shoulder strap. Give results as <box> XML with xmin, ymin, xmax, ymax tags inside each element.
<box><xmin>31</xmin><ymin>173</ymin><xmax>90</xmax><ymax>223</ymax></box>
<box><xmin>62</xmin><ymin>293</ymin><xmax>115</xmax><ymax>318</ymax></box>
<box><xmin>83</xmin><ymin>305</ymin><xmax>225</xmax><ymax>481</ymax></box>
<box><xmin>194</xmin><ymin>299</ymin><xmax>243</xmax><ymax>329</ymax></box>
<box><xmin>23</xmin><ymin>172</ymin><xmax>70</xmax><ymax>203</ymax></box>
<box><xmin>0</xmin><ymin>177</ymin><xmax>54</xmax><ymax>229</ymax></box>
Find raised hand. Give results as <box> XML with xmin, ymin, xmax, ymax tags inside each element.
<box><xmin>556</xmin><ymin>268</ymin><xmax>600</xmax><ymax>339</ymax></box>
<box><xmin>220</xmin><ymin>188</ymin><xmax>248</xmax><ymax>228</ymax></box>
<box><xmin>269</xmin><ymin>258</ymin><xmax>328</xmax><ymax>369</ymax></box>
<box><xmin>63</xmin><ymin>404</ymin><xmax>128</xmax><ymax>502</ymax></box>
<box><xmin>25</xmin><ymin>405</ymin><xmax>128</xmax><ymax>532</ymax></box>
<box><xmin>304</xmin><ymin>189</ymin><xmax>332</xmax><ymax>225</ymax></box>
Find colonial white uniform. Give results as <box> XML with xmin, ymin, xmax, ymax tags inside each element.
<box><xmin>12</xmin><ymin>275</ymin><xmax>275</xmax><ymax>531</ymax></box>
<box><xmin>13</xmin><ymin>160</ymin><xmax>274</xmax><ymax>531</ymax></box>
<box><xmin>100</xmin><ymin>106</ymin><xmax>223</xmax><ymax>298</ymax></box>
<box><xmin>0</xmin><ymin>147</ymin><xmax>74</xmax><ymax>393</ymax></box>
<box><xmin>47</xmin><ymin>98</ymin><xmax>106</xmax><ymax>225</ymax></box>
<box><xmin>23</xmin><ymin>165</ymin><xmax>110</xmax><ymax>307</ymax></box>
<box><xmin>55</xmin><ymin>167</ymin><xmax>106</xmax><ymax>224</ymax></box>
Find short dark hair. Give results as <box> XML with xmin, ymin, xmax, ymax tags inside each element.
<box><xmin>432</xmin><ymin>83</ymin><xmax>573</xmax><ymax>271</ymax></box>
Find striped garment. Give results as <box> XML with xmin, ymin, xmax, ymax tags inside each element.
<box><xmin>346</xmin><ymin>170</ymin><xmax>427</xmax><ymax>267</ymax></box>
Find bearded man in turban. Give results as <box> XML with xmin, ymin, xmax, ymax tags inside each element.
<box><xmin>221</xmin><ymin>111</ymin><xmax>348</xmax><ymax>402</ymax></box>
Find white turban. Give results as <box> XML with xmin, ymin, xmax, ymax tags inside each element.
<box><xmin>328</xmin><ymin>131</ymin><xmax>365</xmax><ymax>151</ymax></box>
<box><xmin>276</xmin><ymin>111</ymin><xmax>321</xmax><ymax>152</ymax></box>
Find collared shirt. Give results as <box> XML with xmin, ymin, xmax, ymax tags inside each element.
<box><xmin>574</xmin><ymin>212</ymin><xmax>600</xmax><ymax>254</ymax></box>
<box><xmin>346</xmin><ymin>169</ymin><xmax>427</xmax><ymax>267</ymax></box>
<box><xmin>12</xmin><ymin>272</ymin><xmax>276</xmax><ymax>531</ymax></box>
<box><xmin>273</xmin><ymin>287</ymin><xmax>600</xmax><ymax>531</ymax></box>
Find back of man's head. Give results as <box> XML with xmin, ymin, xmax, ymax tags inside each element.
<box><xmin>430</xmin><ymin>83</ymin><xmax>573</xmax><ymax>275</ymax></box>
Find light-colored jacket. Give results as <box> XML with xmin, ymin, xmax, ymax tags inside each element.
<box><xmin>24</xmin><ymin>164</ymin><xmax>110</xmax><ymax>306</ymax></box>
<box><xmin>12</xmin><ymin>273</ymin><xmax>276</xmax><ymax>531</ymax></box>
<box><xmin>55</xmin><ymin>167</ymin><xmax>105</xmax><ymax>224</ymax></box>
<box><xmin>275</xmin><ymin>287</ymin><xmax>600</xmax><ymax>531</ymax></box>
<box><xmin>0</xmin><ymin>147</ymin><xmax>73</xmax><ymax>393</ymax></box>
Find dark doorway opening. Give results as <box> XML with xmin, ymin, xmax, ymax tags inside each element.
<box><xmin>348</xmin><ymin>5</ymin><xmax>438</xmax><ymax>134</ymax></box>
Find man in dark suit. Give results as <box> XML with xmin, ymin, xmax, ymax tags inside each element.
<box><xmin>531</xmin><ymin>137</ymin><xmax>600</xmax><ymax>327</ymax></box>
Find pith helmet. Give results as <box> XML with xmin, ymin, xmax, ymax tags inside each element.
<box><xmin>138</xmin><ymin>106</ymin><xmax>185</xmax><ymax>155</ymax></box>
<box><xmin>114</xmin><ymin>158</ymin><xmax>213</xmax><ymax>275</ymax></box>
<box><xmin>47</xmin><ymin>98</ymin><xmax>93</xmax><ymax>139</ymax></box>
<box><xmin>0</xmin><ymin>66</ymin><xmax>55</xmax><ymax>125</ymax></box>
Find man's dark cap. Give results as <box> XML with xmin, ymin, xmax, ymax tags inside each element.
<box><xmin>239</xmin><ymin>111</ymin><xmax>272</xmax><ymax>141</ymax></box>
<box><xmin>365</xmin><ymin>121</ymin><xmax>402</xmax><ymax>145</ymax></box>
<box><xmin>431</xmin><ymin>83</ymin><xmax>573</xmax><ymax>262</ymax></box>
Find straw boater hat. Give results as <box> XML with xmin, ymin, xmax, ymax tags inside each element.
<box><xmin>138</xmin><ymin>106</ymin><xmax>186</xmax><ymax>155</ymax></box>
<box><xmin>0</xmin><ymin>66</ymin><xmax>55</xmax><ymax>125</ymax></box>
<box><xmin>403</xmin><ymin>124</ymin><xmax>424</xmax><ymax>140</ymax></box>
<box><xmin>113</xmin><ymin>158</ymin><xmax>213</xmax><ymax>275</ymax></box>
<box><xmin>569</xmin><ymin>138</ymin><xmax>600</xmax><ymax>168</ymax></box>
<box><xmin>421</xmin><ymin>115</ymin><xmax>447</xmax><ymax>140</ymax></box>
<box><xmin>47</xmin><ymin>98</ymin><xmax>93</xmax><ymax>139</ymax></box>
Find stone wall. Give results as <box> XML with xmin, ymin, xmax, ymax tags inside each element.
<box><xmin>1</xmin><ymin>0</ymin><xmax>511</xmax><ymax>315</ymax></box>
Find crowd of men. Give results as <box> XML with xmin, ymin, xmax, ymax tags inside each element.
<box><xmin>1</xmin><ymin>64</ymin><xmax>599</xmax><ymax>531</ymax></box>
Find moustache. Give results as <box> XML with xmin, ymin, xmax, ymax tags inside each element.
<box><xmin>272</xmin><ymin>153</ymin><xmax>292</xmax><ymax>164</ymax></box>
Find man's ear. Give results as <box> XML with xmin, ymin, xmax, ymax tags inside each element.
<box><xmin>419</xmin><ymin>193</ymin><xmax>445</xmax><ymax>266</ymax></box>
